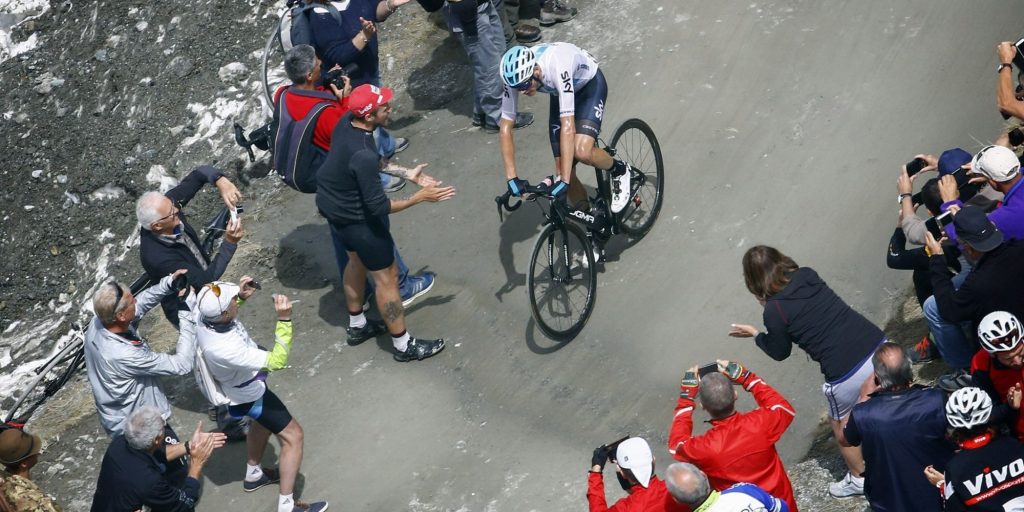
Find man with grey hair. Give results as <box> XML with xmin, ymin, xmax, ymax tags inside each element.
<box><xmin>664</xmin><ymin>462</ymin><xmax>788</xmax><ymax>512</ymax></box>
<box><xmin>275</xmin><ymin>44</ymin><xmax>440</xmax><ymax>310</ymax></box>
<box><xmin>841</xmin><ymin>341</ymin><xmax>954</xmax><ymax>511</ymax></box>
<box><xmin>667</xmin><ymin>360</ymin><xmax>796</xmax><ymax>511</ymax></box>
<box><xmin>137</xmin><ymin>164</ymin><xmax>243</xmax><ymax>327</ymax></box>
<box><xmin>84</xmin><ymin>270</ymin><xmax>198</xmax><ymax>482</ymax></box>
<box><xmin>90</xmin><ymin>406</ymin><xmax>224</xmax><ymax>512</ymax></box>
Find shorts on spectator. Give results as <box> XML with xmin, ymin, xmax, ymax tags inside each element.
<box><xmin>334</xmin><ymin>219</ymin><xmax>395</xmax><ymax>271</ymax></box>
<box><xmin>822</xmin><ymin>342</ymin><xmax>883</xmax><ymax>421</ymax></box>
<box><xmin>228</xmin><ymin>388</ymin><xmax>293</xmax><ymax>434</ymax></box>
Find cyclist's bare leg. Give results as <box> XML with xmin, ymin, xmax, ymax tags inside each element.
<box><xmin>369</xmin><ymin>262</ymin><xmax>406</xmax><ymax>336</ymax></box>
<box><xmin>342</xmin><ymin>252</ymin><xmax>368</xmax><ymax>314</ymax></box>
<box><xmin>573</xmin><ymin>133</ymin><xmax>613</xmax><ymax>171</ymax></box>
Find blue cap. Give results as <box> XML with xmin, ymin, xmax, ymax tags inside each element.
<box><xmin>938</xmin><ymin>148</ymin><xmax>972</xmax><ymax>176</ymax></box>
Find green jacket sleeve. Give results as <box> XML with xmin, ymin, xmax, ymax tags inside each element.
<box><xmin>264</xmin><ymin>320</ymin><xmax>293</xmax><ymax>371</ymax></box>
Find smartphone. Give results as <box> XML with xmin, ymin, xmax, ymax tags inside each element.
<box><xmin>906</xmin><ymin>157</ymin><xmax>927</xmax><ymax>177</ymax></box>
<box><xmin>1010</xmin><ymin>128</ymin><xmax>1024</xmax><ymax>147</ymax></box>
<box><xmin>698</xmin><ymin>362</ymin><xmax>719</xmax><ymax>378</ymax></box>
<box><xmin>1014</xmin><ymin>37</ymin><xmax>1024</xmax><ymax>70</ymax></box>
<box><xmin>172</xmin><ymin>274</ymin><xmax>189</xmax><ymax>292</ymax></box>
<box><xmin>245</xmin><ymin>280</ymin><xmax>261</xmax><ymax>290</ymax></box>
<box><xmin>604</xmin><ymin>435</ymin><xmax>631</xmax><ymax>463</ymax></box>
<box><xmin>925</xmin><ymin>211</ymin><xmax>953</xmax><ymax>240</ymax></box>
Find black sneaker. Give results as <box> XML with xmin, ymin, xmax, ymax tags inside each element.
<box><xmin>346</xmin><ymin>319</ymin><xmax>386</xmax><ymax>346</ymax></box>
<box><xmin>909</xmin><ymin>334</ymin><xmax>941</xmax><ymax>364</ymax></box>
<box><xmin>242</xmin><ymin>467</ymin><xmax>280</xmax><ymax>492</ymax></box>
<box><xmin>394</xmin><ymin>137</ymin><xmax>410</xmax><ymax>153</ymax></box>
<box><xmin>394</xmin><ymin>337</ymin><xmax>445</xmax><ymax>362</ymax></box>
<box><xmin>540</xmin><ymin>0</ymin><xmax>577</xmax><ymax>26</ymax></box>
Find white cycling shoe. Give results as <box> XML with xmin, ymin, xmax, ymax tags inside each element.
<box><xmin>610</xmin><ymin>164</ymin><xmax>632</xmax><ymax>214</ymax></box>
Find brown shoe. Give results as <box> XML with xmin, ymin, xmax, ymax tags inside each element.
<box><xmin>514</xmin><ymin>24</ymin><xmax>541</xmax><ymax>44</ymax></box>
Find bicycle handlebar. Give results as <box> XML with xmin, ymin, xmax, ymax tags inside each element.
<box><xmin>495</xmin><ymin>182</ymin><xmax>553</xmax><ymax>221</ymax></box>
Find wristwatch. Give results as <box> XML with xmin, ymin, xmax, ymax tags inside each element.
<box><xmin>999</xmin><ymin>63</ymin><xmax>1013</xmax><ymax>74</ymax></box>
<box><xmin>898</xmin><ymin>193</ymin><xmax>913</xmax><ymax>204</ymax></box>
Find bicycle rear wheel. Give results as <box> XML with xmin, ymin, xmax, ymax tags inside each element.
<box><xmin>527</xmin><ymin>222</ymin><xmax>597</xmax><ymax>341</ymax></box>
<box><xmin>261</xmin><ymin>18</ymin><xmax>289</xmax><ymax>110</ymax></box>
<box><xmin>610</xmin><ymin>118</ymin><xmax>664</xmax><ymax>238</ymax></box>
<box><xmin>3</xmin><ymin>335</ymin><xmax>85</xmax><ymax>424</ymax></box>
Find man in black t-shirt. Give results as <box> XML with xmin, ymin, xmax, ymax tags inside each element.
<box><xmin>315</xmin><ymin>84</ymin><xmax>455</xmax><ymax>362</ymax></box>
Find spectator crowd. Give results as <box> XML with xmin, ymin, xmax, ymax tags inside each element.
<box><xmin>5</xmin><ymin>3</ymin><xmax>1024</xmax><ymax>511</ymax></box>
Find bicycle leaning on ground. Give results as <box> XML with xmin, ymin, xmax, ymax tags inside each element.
<box><xmin>495</xmin><ymin>119</ymin><xmax>664</xmax><ymax>341</ymax></box>
<box><xmin>2</xmin><ymin>206</ymin><xmax>239</xmax><ymax>426</ymax></box>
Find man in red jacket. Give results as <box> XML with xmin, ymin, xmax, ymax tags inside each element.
<box><xmin>587</xmin><ymin>437</ymin><xmax>688</xmax><ymax>512</ymax></box>
<box><xmin>668</xmin><ymin>360</ymin><xmax>797</xmax><ymax>512</ymax></box>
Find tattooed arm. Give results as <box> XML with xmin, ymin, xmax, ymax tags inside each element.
<box><xmin>381</xmin><ymin>162</ymin><xmax>440</xmax><ymax>187</ymax></box>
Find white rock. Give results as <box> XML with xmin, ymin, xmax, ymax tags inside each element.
<box><xmin>56</xmin><ymin>174</ymin><xmax>68</xmax><ymax>184</ymax></box>
<box><xmin>89</xmin><ymin>184</ymin><xmax>126</xmax><ymax>202</ymax></box>
<box><xmin>135</xmin><ymin>21</ymin><xmax>148</xmax><ymax>31</ymax></box>
<box><xmin>31</xmin><ymin>169</ymin><xmax>43</xmax><ymax>178</ymax></box>
<box><xmin>23</xmin><ymin>205</ymin><xmax>34</xmax><ymax>210</ymax></box>
<box><xmin>218</xmin><ymin>62</ymin><xmax>249</xmax><ymax>84</ymax></box>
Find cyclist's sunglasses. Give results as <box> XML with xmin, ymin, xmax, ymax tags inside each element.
<box><xmin>514</xmin><ymin>76</ymin><xmax>538</xmax><ymax>92</ymax></box>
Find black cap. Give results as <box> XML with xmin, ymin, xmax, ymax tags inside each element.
<box><xmin>953</xmin><ymin>206</ymin><xmax>1003</xmax><ymax>252</ymax></box>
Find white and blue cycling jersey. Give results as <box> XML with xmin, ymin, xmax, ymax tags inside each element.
<box><xmin>500</xmin><ymin>42</ymin><xmax>599</xmax><ymax>120</ymax></box>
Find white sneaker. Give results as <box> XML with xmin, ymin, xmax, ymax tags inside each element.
<box><xmin>828</xmin><ymin>472</ymin><xmax>864</xmax><ymax>498</ymax></box>
<box><xmin>610</xmin><ymin>164</ymin><xmax>632</xmax><ymax>214</ymax></box>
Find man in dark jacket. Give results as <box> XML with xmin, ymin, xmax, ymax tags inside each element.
<box><xmin>924</xmin><ymin>205</ymin><xmax>1024</xmax><ymax>374</ymax></box>
<box><xmin>843</xmin><ymin>342</ymin><xmax>954</xmax><ymax>512</ymax></box>
<box><xmin>91</xmin><ymin>406</ymin><xmax>223</xmax><ymax>512</ymax></box>
<box><xmin>136</xmin><ymin>165</ymin><xmax>243</xmax><ymax>327</ymax></box>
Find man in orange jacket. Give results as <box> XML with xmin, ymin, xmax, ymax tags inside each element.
<box><xmin>668</xmin><ymin>360</ymin><xmax>797</xmax><ymax>512</ymax></box>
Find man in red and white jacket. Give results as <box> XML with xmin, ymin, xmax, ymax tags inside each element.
<box><xmin>667</xmin><ymin>360</ymin><xmax>797</xmax><ymax>512</ymax></box>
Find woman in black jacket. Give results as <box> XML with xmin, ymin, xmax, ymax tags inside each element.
<box><xmin>729</xmin><ymin>245</ymin><xmax>886</xmax><ymax>499</ymax></box>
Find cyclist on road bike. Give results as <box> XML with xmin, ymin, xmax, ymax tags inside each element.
<box><xmin>498</xmin><ymin>43</ymin><xmax>638</xmax><ymax>258</ymax></box>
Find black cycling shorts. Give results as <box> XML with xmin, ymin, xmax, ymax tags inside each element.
<box><xmin>334</xmin><ymin>219</ymin><xmax>395</xmax><ymax>271</ymax></box>
<box><xmin>548</xmin><ymin>68</ymin><xmax>608</xmax><ymax>157</ymax></box>
<box><xmin>228</xmin><ymin>388</ymin><xmax>293</xmax><ymax>434</ymax></box>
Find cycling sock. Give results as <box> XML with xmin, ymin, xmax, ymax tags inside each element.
<box><xmin>392</xmin><ymin>331</ymin><xmax>410</xmax><ymax>352</ymax></box>
<box><xmin>245</xmin><ymin>463</ymin><xmax>263</xmax><ymax>482</ymax></box>
<box><xmin>349</xmin><ymin>312</ymin><xmax>367</xmax><ymax>329</ymax></box>
<box><xmin>278</xmin><ymin>494</ymin><xmax>294</xmax><ymax>512</ymax></box>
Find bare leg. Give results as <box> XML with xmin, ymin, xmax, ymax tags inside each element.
<box><xmin>246</xmin><ymin>419</ymin><xmax>272</xmax><ymax>468</ymax></box>
<box><xmin>342</xmin><ymin>251</ymin><xmax>368</xmax><ymax>313</ymax></box>
<box><xmin>276</xmin><ymin>419</ymin><xmax>304</xmax><ymax>496</ymax></box>
<box><xmin>831</xmin><ymin>417</ymin><xmax>864</xmax><ymax>476</ymax></box>
<box><xmin>369</xmin><ymin>263</ymin><xmax>405</xmax><ymax>336</ymax></box>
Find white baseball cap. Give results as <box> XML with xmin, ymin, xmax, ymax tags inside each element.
<box><xmin>971</xmin><ymin>145</ymin><xmax>1021</xmax><ymax>183</ymax></box>
<box><xmin>615</xmin><ymin>437</ymin><xmax>653</xmax><ymax>488</ymax></box>
<box><xmin>196</xmin><ymin>282</ymin><xmax>240</xmax><ymax>320</ymax></box>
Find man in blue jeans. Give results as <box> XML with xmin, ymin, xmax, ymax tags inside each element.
<box><xmin>924</xmin><ymin>206</ymin><xmax>1024</xmax><ymax>389</ymax></box>
<box><xmin>443</xmin><ymin>0</ymin><xmax>533</xmax><ymax>131</ymax></box>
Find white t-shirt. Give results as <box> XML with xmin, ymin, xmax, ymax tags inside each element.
<box><xmin>500</xmin><ymin>42</ymin><xmax>599</xmax><ymax>121</ymax></box>
<box><xmin>196</xmin><ymin>320</ymin><xmax>268</xmax><ymax>405</ymax></box>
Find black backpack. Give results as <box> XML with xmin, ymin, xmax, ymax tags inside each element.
<box><xmin>280</xmin><ymin>0</ymin><xmax>343</xmax><ymax>51</ymax></box>
<box><xmin>269</xmin><ymin>87</ymin><xmax>339</xmax><ymax>193</ymax></box>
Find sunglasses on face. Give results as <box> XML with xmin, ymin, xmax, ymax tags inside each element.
<box><xmin>109</xmin><ymin>281</ymin><xmax>124</xmax><ymax>313</ymax></box>
<box><xmin>514</xmin><ymin>76</ymin><xmax>538</xmax><ymax>92</ymax></box>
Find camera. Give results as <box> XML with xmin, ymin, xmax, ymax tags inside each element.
<box><xmin>172</xmin><ymin>274</ymin><xmax>189</xmax><ymax>293</ymax></box>
<box><xmin>324</xmin><ymin>63</ymin><xmax>360</xmax><ymax>91</ymax></box>
<box><xmin>698</xmin><ymin>362</ymin><xmax>719</xmax><ymax>378</ymax></box>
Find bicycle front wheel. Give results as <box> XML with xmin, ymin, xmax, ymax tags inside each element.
<box><xmin>527</xmin><ymin>222</ymin><xmax>597</xmax><ymax>341</ymax></box>
<box><xmin>610</xmin><ymin>118</ymin><xmax>664</xmax><ymax>238</ymax></box>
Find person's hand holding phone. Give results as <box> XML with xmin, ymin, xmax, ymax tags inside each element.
<box><xmin>215</xmin><ymin>176</ymin><xmax>243</xmax><ymax>209</ymax></box>
<box><xmin>999</xmin><ymin>41</ymin><xmax>1018</xmax><ymax>67</ymax></box>
<box><xmin>938</xmin><ymin>174</ymin><xmax>960</xmax><ymax>203</ymax></box>
<box><xmin>224</xmin><ymin>217</ymin><xmax>244</xmax><ymax>244</ymax></box>
<box><xmin>272</xmin><ymin>294</ymin><xmax>292</xmax><ymax>322</ymax></box>
<box><xmin>238</xmin><ymin>276</ymin><xmax>260</xmax><ymax>299</ymax></box>
<box><xmin>924</xmin><ymin>230</ymin><xmax>945</xmax><ymax>258</ymax></box>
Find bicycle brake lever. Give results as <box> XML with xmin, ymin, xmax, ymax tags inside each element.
<box><xmin>495</xmin><ymin>195</ymin><xmax>505</xmax><ymax>222</ymax></box>
<box><xmin>233</xmin><ymin>122</ymin><xmax>256</xmax><ymax>163</ymax></box>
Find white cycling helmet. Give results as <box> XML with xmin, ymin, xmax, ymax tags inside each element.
<box><xmin>501</xmin><ymin>46</ymin><xmax>536</xmax><ymax>89</ymax></box>
<box><xmin>978</xmin><ymin>311</ymin><xmax>1024</xmax><ymax>354</ymax></box>
<box><xmin>946</xmin><ymin>387</ymin><xmax>993</xmax><ymax>429</ymax></box>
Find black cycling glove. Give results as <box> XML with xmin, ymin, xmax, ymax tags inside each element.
<box><xmin>591</xmin><ymin>445</ymin><xmax>610</xmax><ymax>470</ymax></box>
<box><xmin>549</xmin><ymin>179</ymin><xmax>568</xmax><ymax>199</ymax></box>
<box><xmin>507</xmin><ymin>178</ymin><xmax>528</xmax><ymax>197</ymax></box>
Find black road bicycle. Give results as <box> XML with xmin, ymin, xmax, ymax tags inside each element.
<box><xmin>496</xmin><ymin>119</ymin><xmax>664</xmax><ymax>341</ymax></box>
<box><xmin>3</xmin><ymin>206</ymin><xmax>238</xmax><ymax>425</ymax></box>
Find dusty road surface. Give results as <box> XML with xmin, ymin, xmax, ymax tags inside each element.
<box><xmin>7</xmin><ymin>0</ymin><xmax>1023</xmax><ymax>510</ymax></box>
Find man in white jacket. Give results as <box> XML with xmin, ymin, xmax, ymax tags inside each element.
<box><xmin>195</xmin><ymin>278</ymin><xmax>327</xmax><ymax>512</ymax></box>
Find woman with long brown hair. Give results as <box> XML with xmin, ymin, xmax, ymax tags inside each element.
<box><xmin>729</xmin><ymin>245</ymin><xmax>886</xmax><ymax>500</ymax></box>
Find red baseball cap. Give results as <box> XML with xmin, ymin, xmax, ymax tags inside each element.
<box><xmin>348</xmin><ymin>84</ymin><xmax>394</xmax><ymax>117</ymax></box>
